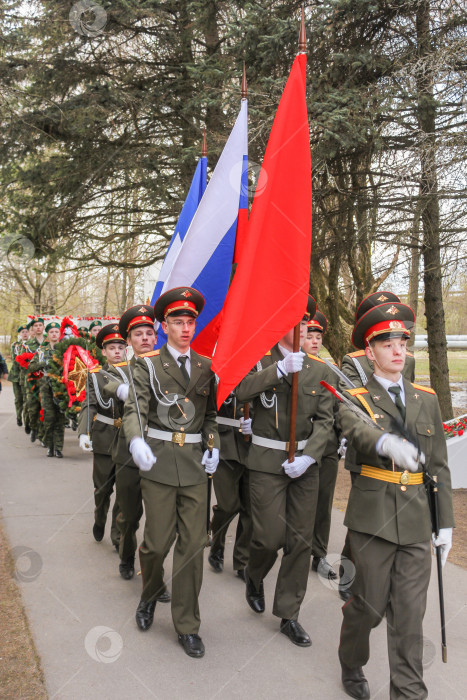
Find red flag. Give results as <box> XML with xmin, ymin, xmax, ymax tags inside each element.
<box><xmin>213</xmin><ymin>53</ymin><xmax>311</xmax><ymax>407</ymax></box>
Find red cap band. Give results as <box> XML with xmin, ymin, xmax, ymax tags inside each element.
<box><xmin>364</xmin><ymin>320</ymin><xmax>410</xmax><ymax>344</ymax></box>
<box><xmin>164</xmin><ymin>300</ymin><xmax>198</xmax><ymax>318</ymax></box>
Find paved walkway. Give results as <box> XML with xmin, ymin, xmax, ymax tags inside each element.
<box><xmin>0</xmin><ymin>385</ymin><xmax>466</xmax><ymax>699</ymax></box>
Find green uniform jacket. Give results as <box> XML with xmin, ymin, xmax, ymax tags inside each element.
<box><xmin>9</xmin><ymin>341</ymin><xmax>28</xmax><ymax>381</ymax></box>
<box><xmin>235</xmin><ymin>345</ymin><xmax>335</xmax><ymax>474</ymax></box>
<box><xmin>340</xmin><ymin>349</ymin><xmax>415</xmax><ymax>388</ymax></box>
<box><xmin>121</xmin><ymin>344</ymin><xmax>219</xmax><ymax>488</ymax></box>
<box><xmin>216</xmin><ymin>394</ymin><xmax>251</xmax><ymax>463</ymax></box>
<box><xmin>339</xmin><ymin>375</ymin><xmax>455</xmax><ymax>545</ymax></box>
<box><xmin>28</xmin><ymin>342</ymin><xmax>53</xmax><ymax>389</ymax></box>
<box><xmin>101</xmin><ymin>361</ymin><xmax>135</xmax><ymax>467</ymax></box>
<box><xmin>78</xmin><ymin>363</ymin><xmax>123</xmax><ymax>455</ymax></box>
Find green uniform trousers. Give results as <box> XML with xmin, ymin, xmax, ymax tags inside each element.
<box><xmin>339</xmin><ymin>530</ymin><xmax>431</xmax><ymax>700</ymax></box>
<box><xmin>93</xmin><ymin>453</ymin><xmax>120</xmax><ymax>546</ymax></box>
<box><xmin>248</xmin><ymin>466</ymin><xmax>319</xmax><ymax>620</ymax></box>
<box><xmin>115</xmin><ymin>465</ymin><xmax>142</xmax><ymax>562</ymax></box>
<box><xmin>27</xmin><ymin>390</ymin><xmax>44</xmax><ymax>440</ymax></box>
<box><xmin>40</xmin><ymin>384</ymin><xmax>66</xmax><ymax>450</ymax></box>
<box><xmin>20</xmin><ymin>374</ymin><xmax>31</xmax><ymax>429</ymax></box>
<box><xmin>211</xmin><ymin>458</ymin><xmax>252</xmax><ymax>570</ymax></box>
<box><xmin>139</xmin><ymin>479</ymin><xmax>206</xmax><ymax>635</ymax></box>
<box><xmin>12</xmin><ymin>381</ymin><xmax>24</xmax><ymax>423</ymax></box>
<box><xmin>312</xmin><ymin>451</ymin><xmax>339</xmax><ymax>559</ymax></box>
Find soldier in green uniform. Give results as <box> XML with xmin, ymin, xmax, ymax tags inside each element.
<box><xmin>302</xmin><ymin>310</ymin><xmax>342</xmax><ymax>580</ymax></box>
<box><xmin>336</xmin><ymin>301</ymin><xmax>454</xmax><ymax>700</ymax></box>
<box><xmin>89</xmin><ymin>320</ymin><xmax>102</xmax><ymax>339</ymax></box>
<box><xmin>208</xmin><ymin>391</ymin><xmax>252</xmax><ymax>579</ymax></box>
<box><xmin>28</xmin><ymin>322</ymin><xmax>67</xmax><ymax>457</ymax></box>
<box><xmin>78</xmin><ymin>323</ymin><xmax>126</xmax><ymax>548</ymax></box>
<box><xmin>25</xmin><ymin>317</ymin><xmax>46</xmax><ymax>444</ymax></box>
<box><xmin>102</xmin><ymin>305</ymin><xmax>158</xmax><ymax>581</ymax></box>
<box><xmin>122</xmin><ymin>287</ymin><xmax>219</xmax><ymax>659</ymax></box>
<box><xmin>235</xmin><ymin>296</ymin><xmax>335</xmax><ymax>647</ymax></box>
<box><xmin>9</xmin><ymin>325</ymin><xmax>30</xmax><ymax>426</ymax></box>
<box><xmin>339</xmin><ymin>292</ymin><xmax>417</xmax><ymax>601</ymax></box>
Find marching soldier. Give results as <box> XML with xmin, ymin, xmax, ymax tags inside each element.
<box><xmin>208</xmin><ymin>391</ymin><xmax>253</xmax><ymax>579</ymax></box>
<box><xmin>339</xmin><ymin>292</ymin><xmax>417</xmax><ymax>601</ymax></box>
<box><xmin>78</xmin><ymin>323</ymin><xmax>126</xmax><ymax>548</ymax></box>
<box><xmin>235</xmin><ymin>296</ymin><xmax>334</xmax><ymax>647</ymax></box>
<box><xmin>102</xmin><ymin>305</ymin><xmax>157</xmax><ymax>581</ymax></box>
<box><xmin>122</xmin><ymin>287</ymin><xmax>219</xmax><ymax>658</ymax></box>
<box><xmin>336</xmin><ymin>301</ymin><xmax>454</xmax><ymax>699</ymax></box>
<box><xmin>25</xmin><ymin>316</ymin><xmax>46</xmax><ymax>444</ymax></box>
<box><xmin>303</xmin><ymin>310</ymin><xmax>341</xmax><ymax>580</ymax></box>
<box><xmin>28</xmin><ymin>322</ymin><xmax>66</xmax><ymax>457</ymax></box>
<box><xmin>9</xmin><ymin>325</ymin><xmax>30</xmax><ymax>426</ymax></box>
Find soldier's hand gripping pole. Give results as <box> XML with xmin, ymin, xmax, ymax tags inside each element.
<box><xmin>124</xmin><ymin>347</ymin><xmax>144</xmax><ymax>440</ymax></box>
<box><xmin>425</xmin><ymin>472</ymin><xmax>448</xmax><ymax>662</ymax></box>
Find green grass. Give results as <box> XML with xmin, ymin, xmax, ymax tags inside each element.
<box><xmin>413</xmin><ymin>351</ymin><xmax>467</xmax><ymax>383</ymax></box>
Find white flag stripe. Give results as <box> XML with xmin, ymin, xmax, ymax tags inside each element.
<box><xmin>162</xmin><ymin>100</ymin><xmax>248</xmax><ymax>291</ymax></box>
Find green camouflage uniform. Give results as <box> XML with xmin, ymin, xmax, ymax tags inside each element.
<box><xmin>9</xmin><ymin>340</ymin><xmax>27</xmax><ymax>423</ymax></box>
<box><xmin>29</xmin><ymin>342</ymin><xmax>66</xmax><ymax>450</ymax></box>
<box><xmin>25</xmin><ymin>337</ymin><xmax>46</xmax><ymax>440</ymax></box>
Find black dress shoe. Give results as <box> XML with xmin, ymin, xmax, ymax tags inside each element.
<box><xmin>312</xmin><ymin>556</ymin><xmax>337</xmax><ymax>579</ymax></box>
<box><xmin>178</xmin><ymin>633</ymin><xmax>205</xmax><ymax>658</ymax></box>
<box><xmin>93</xmin><ymin>523</ymin><xmax>105</xmax><ymax>542</ymax></box>
<box><xmin>47</xmin><ymin>447</ymin><xmax>54</xmax><ymax>457</ymax></box>
<box><xmin>54</xmin><ymin>450</ymin><xmax>63</xmax><ymax>458</ymax></box>
<box><xmin>25</xmin><ymin>425</ymin><xmax>31</xmax><ymax>435</ymax></box>
<box><xmin>236</xmin><ymin>568</ymin><xmax>245</xmax><ymax>581</ymax></box>
<box><xmin>17</xmin><ymin>418</ymin><xmax>22</xmax><ymax>427</ymax></box>
<box><xmin>156</xmin><ymin>589</ymin><xmax>171</xmax><ymax>603</ymax></box>
<box><xmin>244</xmin><ymin>566</ymin><xmax>265</xmax><ymax>613</ymax></box>
<box><xmin>136</xmin><ymin>599</ymin><xmax>156</xmax><ymax>631</ymax></box>
<box><xmin>30</xmin><ymin>430</ymin><xmax>36</xmax><ymax>443</ymax></box>
<box><xmin>280</xmin><ymin>619</ymin><xmax>311</xmax><ymax>647</ymax></box>
<box><xmin>339</xmin><ymin>651</ymin><xmax>370</xmax><ymax>699</ymax></box>
<box><xmin>208</xmin><ymin>549</ymin><xmax>224</xmax><ymax>573</ymax></box>
<box><xmin>119</xmin><ymin>557</ymin><xmax>135</xmax><ymax>579</ymax></box>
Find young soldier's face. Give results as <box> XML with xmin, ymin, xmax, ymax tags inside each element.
<box><xmin>47</xmin><ymin>328</ymin><xmax>60</xmax><ymax>343</ymax></box>
<box><xmin>128</xmin><ymin>326</ymin><xmax>156</xmax><ymax>356</ymax></box>
<box><xmin>19</xmin><ymin>329</ymin><xmax>29</xmax><ymax>340</ymax></box>
<box><xmin>91</xmin><ymin>326</ymin><xmax>101</xmax><ymax>338</ymax></box>
<box><xmin>103</xmin><ymin>342</ymin><xmax>126</xmax><ymax>364</ymax></box>
<box><xmin>365</xmin><ymin>336</ymin><xmax>407</xmax><ymax>379</ymax></box>
<box><xmin>32</xmin><ymin>322</ymin><xmax>44</xmax><ymax>337</ymax></box>
<box><xmin>302</xmin><ymin>330</ymin><xmax>323</xmax><ymax>356</ymax></box>
<box><xmin>161</xmin><ymin>314</ymin><xmax>196</xmax><ymax>352</ymax></box>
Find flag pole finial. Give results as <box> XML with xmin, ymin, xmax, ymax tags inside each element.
<box><xmin>299</xmin><ymin>4</ymin><xmax>306</xmax><ymax>53</ymax></box>
<box><xmin>241</xmin><ymin>62</ymin><xmax>247</xmax><ymax>100</ymax></box>
<box><xmin>202</xmin><ymin>128</ymin><xmax>207</xmax><ymax>157</ymax></box>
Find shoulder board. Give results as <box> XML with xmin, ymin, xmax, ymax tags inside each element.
<box><xmin>90</xmin><ymin>366</ymin><xmax>102</xmax><ymax>374</ymax></box>
<box><xmin>348</xmin><ymin>350</ymin><xmax>365</xmax><ymax>358</ymax></box>
<box><xmin>306</xmin><ymin>354</ymin><xmax>325</xmax><ymax>364</ymax></box>
<box><xmin>406</xmin><ymin>351</ymin><xmax>414</xmax><ymax>357</ymax></box>
<box><xmin>411</xmin><ymin>383</ymin><xmax>435</xmax><ymax>395</ymax></box>
<box><xmin>196</xmin><ymin>352</ymin><xmax>211</xmax><ymax>360</ymax></box>
<box><xmin>114</xmin><ymin>361</ymin><xmax>128</xmax><ymax>367</ymax></box>
<box><xmin>265</xmin><ymin>351</ymin><xmax>271</xmax><ymax>356</ymax></box>
<box><xmin>141</xmin><ymin>350</ymin><xmax>159</xmax><ymax>357</ymax></box>
<box><xmin>346</xmin><ymin>387</ymin><xmax>369</xmax><ymax>396</ymax></box>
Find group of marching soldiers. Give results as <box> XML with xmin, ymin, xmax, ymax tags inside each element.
<box><xmin>8</xmin><ymin>317</ymin><xmax>103</xmax><ymax>458</ymax></box>
<box><xmin>7</xmin><ymin>288</ymin><xmax>454</xmax><ymax>698</ymax></box>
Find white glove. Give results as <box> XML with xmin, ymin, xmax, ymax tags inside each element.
<box><xmin>282</xmin><ymin>454</ymin><xmax>314</xmax><ymax>479</ymax></box>
<box><xmin>129</xmin><ymin>437</ymin><xmax>157</xmax><ymax>472</ymax></box>
<box><xmin>202</xmin><ymin>448</ymin><xmax>219</xmax><ymax>474</ymax></box>
<box><xmin>338</xmin><ymin>438</ymin><xmax>347</xmax><ymax>458</ymax></box>
<box><xmin>277</xmin><ymin>351</ymin><xmax>305</xmax><ymax>377</ymax></box>
<box><xmin>378</xmin><ymin>434</ymin><xmax>425</xmax><ymax>473</ymax></box>
<box><xmin>79</xmin><ymin>434</ymin><xmax>93</xmax><ymax>452</ymax></box>
<box><xmin>240</xmin><ymin>417</ymin><xmax>252</xmax><ymax>435</ymax></box>
<box><xmin>116</xmin><ymin>383</ymin><xmax>129</xmax><ymax>402</ymax></box>
<box><xmin>432</xmin><ymin>528</ymin><xmax>453</xmax><ymax>567</ymax></box>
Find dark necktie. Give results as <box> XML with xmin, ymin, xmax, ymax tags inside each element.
<box><xmin>178</xmin><ymin>355</ymin><xmax>190</xmax><ymax>388</ymax></box>
<box><xmin>388</xmin><ymin>384</ymin><xmax>406</xmax><ymax>421</ymax></box>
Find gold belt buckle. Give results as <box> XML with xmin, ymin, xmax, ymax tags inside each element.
<box><xmin>114</xmin><ymin>418</ymin><xmax>122</xmax><ymax>429</ymax></box>
<box><xmin>172</xmin><ymin>431</ymin><xmax>185</xmax><ymax>446</ymax></box>
<box><xmin>400</xmin><ymin>470</ymin><xmax>410</xmax><ymax>485</ymax></box>
<box><xmin>285</xmin><ymin>441</ymin><xmax>298</xmax><ymax>451</ymax></box>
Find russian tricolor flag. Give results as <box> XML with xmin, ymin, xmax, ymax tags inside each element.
<box><xmin>155</xmin><ymin>99</ymin><xmax>248</xmax><ymax>356</ymax></box>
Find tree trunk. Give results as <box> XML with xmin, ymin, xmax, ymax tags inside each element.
<box><xmin>416</xmin><ymin>1</ymin><xmax>452</xmax><ymax>419</ymax></box>
<box><xmin>407</xmin><ymin>201</ymin><xmax>421</xmax><ymax>349</ymax></box>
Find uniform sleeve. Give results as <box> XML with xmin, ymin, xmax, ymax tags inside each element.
<box><xmin>338</xmin><ymin>397</ymin><xmax>382</xmax><ymax>465</ymax></box>
<box><xmin>101</xmin><ymin>367</ymin><xmax>124</xmax><ymax>401</ymax></box>
<box><xmin>78</xmin><ymin>374</ymin><xmax>98</xmax><ymax>437</ymax></box>
<box><xmin>302</xmin><ymin>368</ymin><xmax>335</xmax><ymax>463</ymax></box>
<box><xmin>429</xmin><ymin>396</ymin><xmax>455</xmax><ymax>529</ymax></box>
<box><xmin>121</xmin><ymin>357</ymin><xmax>151</xmax><ymax>444</ymax></box>
<box><xmin>340</xmin><ymin>355</ymin><xmax>365</xmax><ymax>389</ymax></box>
<box><xmin>201</xmin><ymin>372</ymin><xmax>220</xmax><ymax>450</ymax></box>
<box><xmin>28</xmin><ymin>352</ymin><xmax>46</xmax><ymax>374</ymax></box>
<box><xmin>236</xmin><ymin>363</ymin><xmax>281</xmax><ymax>402</ymax></box>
